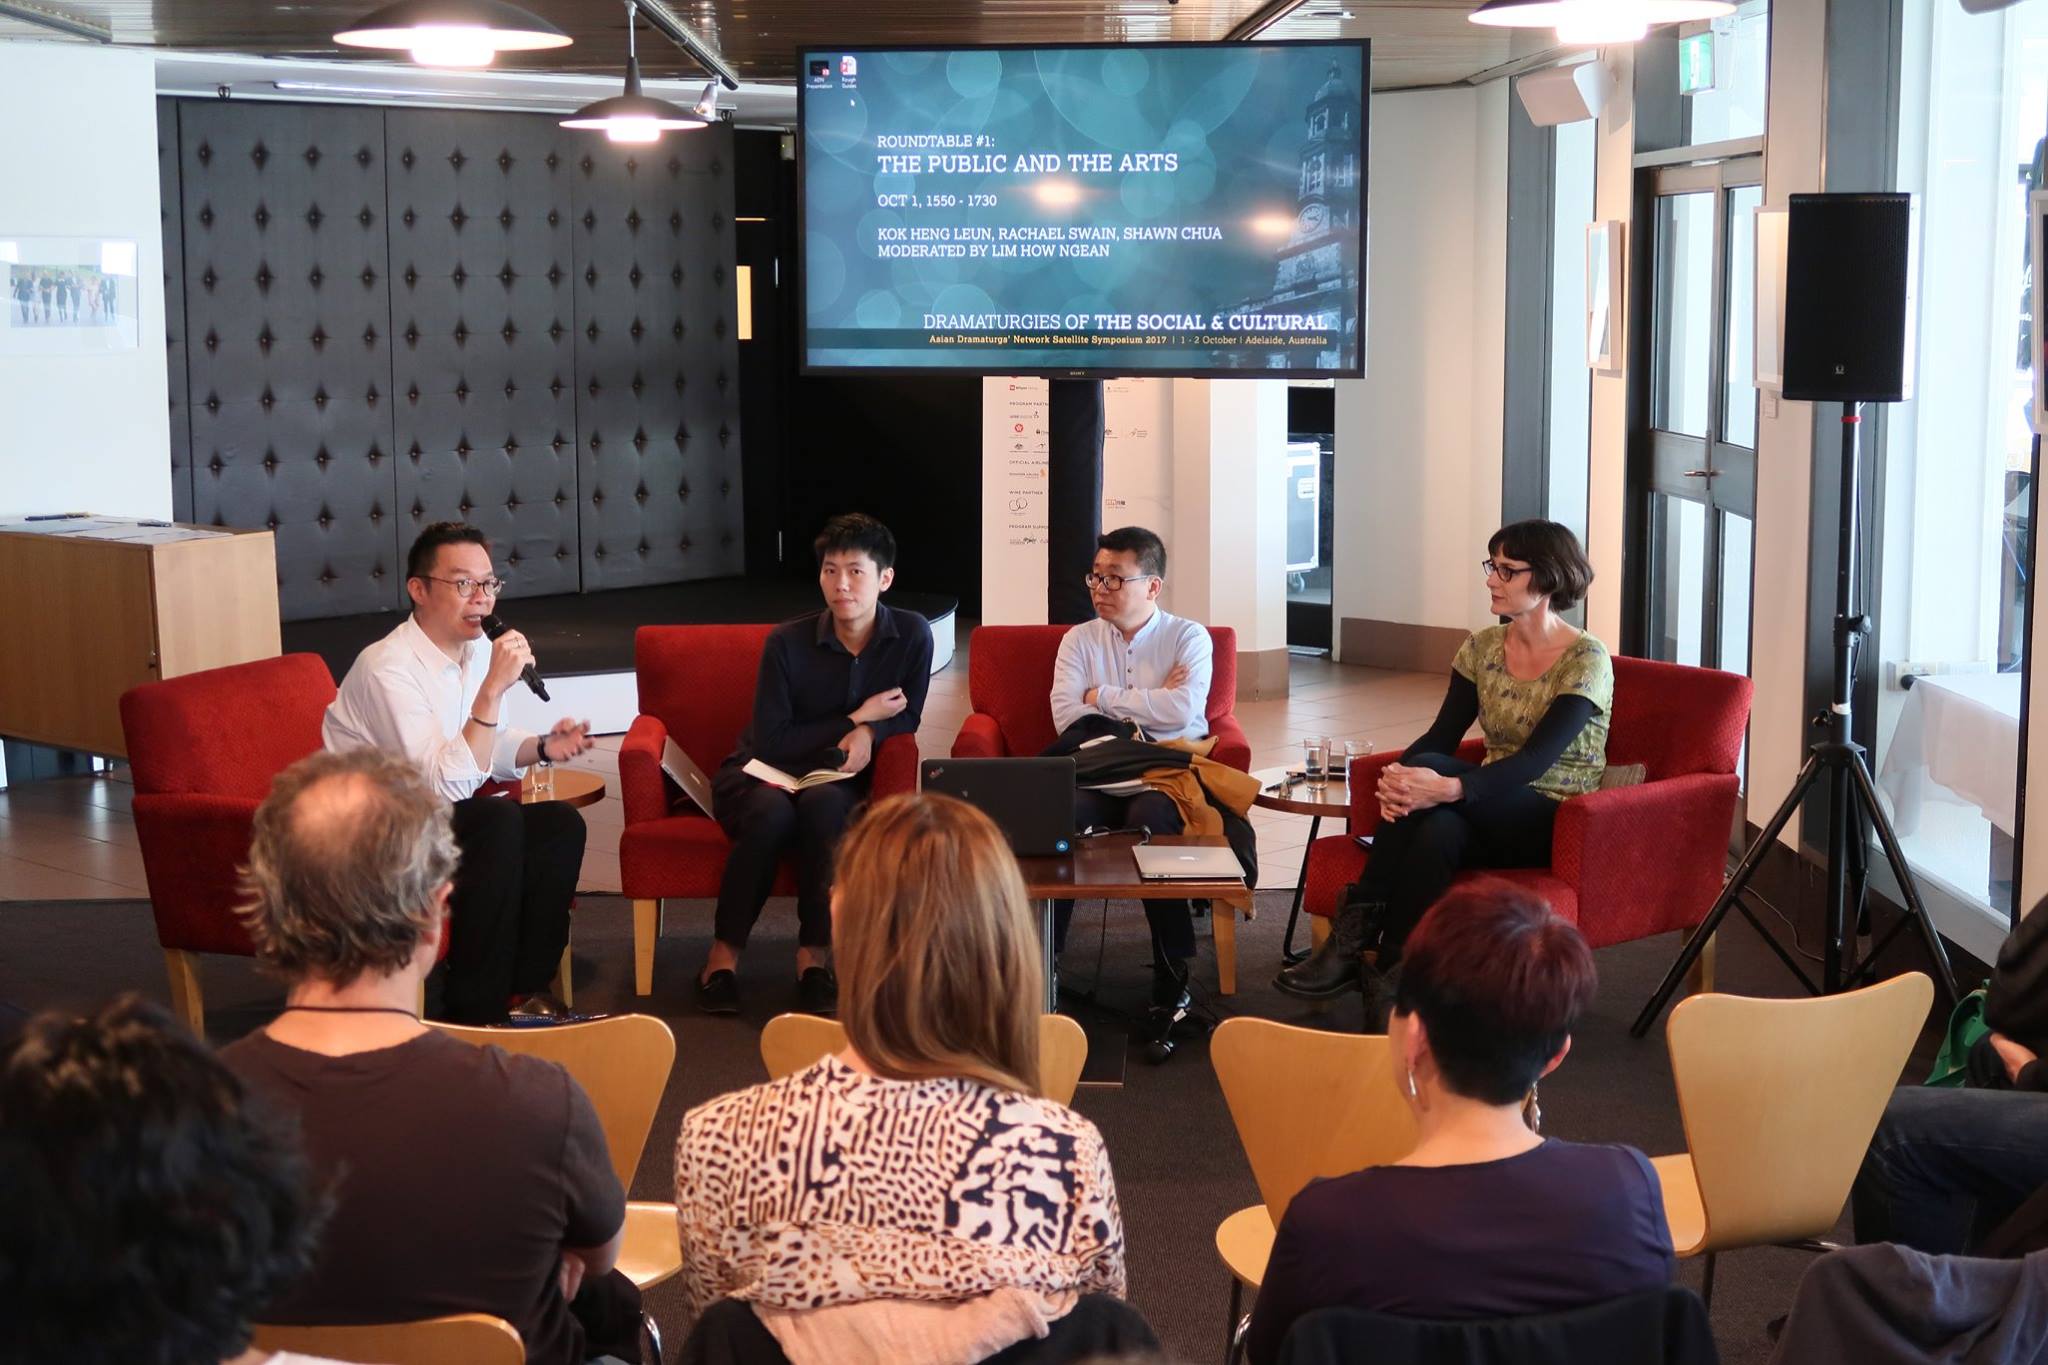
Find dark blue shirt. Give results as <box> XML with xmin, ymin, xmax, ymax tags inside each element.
<box><xmin>1244</xmin><ymin>1139</ymin><xmax>1675</xmax><ymax>1365</ymax></box>
<box><xmin>722</xmin><ymin>604</ymin><xmax>934</xmax><ymax>775</ymax></box>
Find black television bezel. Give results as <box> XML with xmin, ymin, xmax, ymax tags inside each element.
<box><xmin>794</xmin><ymin>37</ymin><xmax>1370</xmax><ymax>381</ymax></box>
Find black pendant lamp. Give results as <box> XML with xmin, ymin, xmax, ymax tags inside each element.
<box><xmin>335</xmin><ymin>0</ymin><xmax>571</xmax><ymax>67</ymax></box>
<box><xmin>1469</xmin><ymin>0</ymin><xmax>1733</xmax><ymax>44</ymax></box>
<box><xmin>561</xmin><ymin>0</ymin><xmax>708</xmax><ymax>143</ymax></box>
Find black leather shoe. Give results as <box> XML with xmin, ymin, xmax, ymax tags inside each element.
<box><xmin>1150</xmin><ymin>958</ymin><xmax>1193</xmax><ymax>1012</ymax></box>
<box><xmin>508</xmin><ymin>992</ymin><xmax>568</xmax><ymax>1021</ymax></box>
<box><xmin>695</xmin><ymin>969</ymin><xmax>741</xmax><ymax>1016</ymax></box>
<box><xmin>1361</xmin><ymin>960</ymin><xmax>1402</xmax><ymax>1033</ymax></box>
<box><xmin>1275</xmin><ymin>901</ymin><xmax>1382</xmax><ymax>1000</ymax></box>
<box><xmin>797</xmin><ymin>965</ymin><xmax>839</xmax><ymax>1016</ymax></box>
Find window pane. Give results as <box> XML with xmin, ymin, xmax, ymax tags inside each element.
<box><xmin>1653</xmin><ymin>193</ymin><xmax>1716</xmax><ymax>439</ymax></box>
<box><xmin>1651</xmin><ymin>494</ymin><xmax>1708</xmax><ymax>666</ymax></box>
<box><xmin>1685</xmin><ymin>1</ymin><xmax>1771</xmax><ymax>144</ymax></box>
<box><xmin>1724</xmin><ymin>184</ymin><xmax>1762</xmax><ymax>449</ymax></box>
<box><xmin>1720</xmin><ymin>511</ymin><xmax>1753</xmax><ymax>677</ymax></box>
<box><xmin>1546</xmin><ymin>118</ymin><xmax>1597</xmax><ymax>545</ymax></box>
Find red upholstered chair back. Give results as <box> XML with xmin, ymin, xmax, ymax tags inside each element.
<box><xmin>967</xmin><ymin>622</ymin><xmax>1240</xmax><ymax>755</ymax></box>
<box><xmin>635</xmin><ymin>624</ymin><xmax>778</xmax><ymax>770</ymax></box>
<box><xmin>1604</xmin><ymin>655</ymin><xmax>1752</xmax><ymax>779</ymax></box>
<box><xmin>121</xmin><ymin>654</ymin><xmax>336</xmax><ymax>798</ymax></box>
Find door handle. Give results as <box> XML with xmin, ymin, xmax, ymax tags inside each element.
<box><xmin>1682</xmin><ymin>469</ymin><xmax>1720</xmax><ymax>478</ymax></box>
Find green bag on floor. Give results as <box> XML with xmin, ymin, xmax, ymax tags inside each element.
<box><xmin>1926</xmin><ymin>987</ymin><xmax>1990</xmax><ymax>1088</ymax></box>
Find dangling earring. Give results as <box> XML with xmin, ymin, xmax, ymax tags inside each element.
<box><xmin>1404</xmin><ymin>1068</ymin><xmax>1418</xmax><ymax>1100</ymax></box>
<box><xmin>1522</xmin><ymin>1082</ymin><xmax>1542</xmax><ymax>1134</ymax></box>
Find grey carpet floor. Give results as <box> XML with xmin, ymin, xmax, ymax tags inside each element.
<box><xmin>0</xmin><ymin>890</ymin><xmax>1947</xmax><ymax>1365</ymax></box>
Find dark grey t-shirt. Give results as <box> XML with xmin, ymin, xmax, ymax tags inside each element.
<box><xmin>221</xmin><ymin>1029</ymin><xmax>624</xmax><ymax>1365</ymax></box>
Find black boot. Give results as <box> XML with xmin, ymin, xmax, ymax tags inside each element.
<box><xmin>1361</xmin><ymin>959</ymin><xmax>1402</xmax><ymax>1032</ymax></box>
<box><xmin>1150</xmin><ymin>956</ymin><xmax>1193</xmax><ymax>1013</ymax></box>
<box><xmin>1274</xmin><ymin>901</ymin><xmax>1376</xmax><ymax>999</ymax></box>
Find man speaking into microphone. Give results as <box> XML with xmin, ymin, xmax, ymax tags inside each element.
<box><xmin>322</xmin><ymin>522</ymin><xmax>593</xmax><ymax>1022</ymax></box>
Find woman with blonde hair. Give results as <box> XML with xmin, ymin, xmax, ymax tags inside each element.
<box><xmin>674</xmin><ymin>793</ymin><xmax>1153</xmax><ymax>1365</ymax></box>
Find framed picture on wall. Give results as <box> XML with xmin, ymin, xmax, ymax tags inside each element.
<box><xmin>0</xmin><ymin>237</ymin><xmax>140</xmax><ymax>355</ymax></box>
<box><xmin>2031</xmin><ymin>191</ymin><xmax>2048</xmax><ymax>431</ymax></box>
<box><xmin>1586</xmin><ymin>220</ymin><xmax>1625</xmax><ymax>375</ymax></box>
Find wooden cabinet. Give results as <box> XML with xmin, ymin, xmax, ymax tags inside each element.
<box><xmin>0</xmin><ymin>521</ymin><xmax>280</xmax><ymax>756</ymax></box>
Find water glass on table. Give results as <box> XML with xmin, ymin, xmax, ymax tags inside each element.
<box><xmin>1303</xmin><ymin>736</ymin><xmax>1332</xmax><ymax>790</ymax></box>
<box><xmin>531</xmin><ymin>760</ymin><xmax>554</xmax><ymax>800</ymax></box>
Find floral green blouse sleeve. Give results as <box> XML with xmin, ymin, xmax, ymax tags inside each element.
<box><xmin>1451</xmin><ymin>630</ymin><xmax>1486</xmax><ymax>683</ymax></box>
<box><xmin>1554</xmin><ymin>637</ymin><xmax>1615</xmax><ymax>715</ymax></box>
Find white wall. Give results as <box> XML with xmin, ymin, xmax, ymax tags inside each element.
<box><xmin>1332</xmin><ymin>82</ymin><xmax>1510</xmax><ymax>649</ymax></box>
<box><xmin>0</xmin><ymin>43</ymin><xmax>171</xmax><ymax>520</ymax></box>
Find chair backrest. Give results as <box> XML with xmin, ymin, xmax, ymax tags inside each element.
<box><xmin>1211</xmin><ymin>1017</ymin><xmax>1418</xmax><ymax>1225</ymax></box>
<box><xmin>252</xmin><ymin>1313</ymin><xmax>523</xmax><ymax>1365</ymax></box>
<box><xmin>1274</xmin><ymin>1286</ymin><xmax>1716</xmax><ymax>1365</ymax></box>
<box><xmin>1667</xmin><ymin>971</ymin><xmax>1933</xmax><ymax>1252</ymax></box>
<box><xmin>965</xmin><ymin>622</ymin><xmax>1239</xmax><ymax>755</ymax></box>
<box><xmin>634</xmin><ymin>624</ymin><xmax>778</xmax><ymax>775</ymax></box>
<box><xmin>432</xmin><ymin>1015</ymin><xmax>676</xmax><ymax>1190</ymax></box>
<box><xmin>1605</xmin><ymin>656</ymin><xmax>1752</xmax><ymax>781</ymax></box>
<box><xmin>758</xmin><ymin>1011</ymin><xmax>1090</xmax><ymax>1107</ymax></box>
<box><xmin>120</xmin><ymin>652</ymin><xmax>335</xmax><ymax>797</ymax></box>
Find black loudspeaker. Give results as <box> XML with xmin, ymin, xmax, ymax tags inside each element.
<box><xmin>1782</xmin><ymin>192</ymin><xmax>1916</xmax><ymax>403</ymax></box>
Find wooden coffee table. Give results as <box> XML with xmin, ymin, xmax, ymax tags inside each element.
<box><xmin>1252</xmin><ymin>765</ymin><xmax>1352</xmax><ymax>964</ymax></box>
<box><xmin>520</xmin><ymin>766</ymin><xmax>606</xmax><ymax>809</ymax></box>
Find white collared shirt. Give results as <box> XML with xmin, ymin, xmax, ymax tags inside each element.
<box><xmin>1050</xmin><ymin>608</ymin><xmax>1213</xmax><ymax>742</ymax></box>
<box><xmin>322</xmin><ymin>615</ymin><xmax>533</xmax><ymax>801</ymax></box>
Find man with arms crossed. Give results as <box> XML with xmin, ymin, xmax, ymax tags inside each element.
<box><xmin>698</xmin><ymin>513</ymin><xmax>933</xmax><ymax>1017</ymax></box>
<box><xmin>323</xmin><ymin>522</ymin><xmax>593</xmax><ymax>1023</ymax></box>
<box><xmin>1051</xmin><ymin>525</ymin><xmax>1214</xmax><ymax>1014</ymax></box>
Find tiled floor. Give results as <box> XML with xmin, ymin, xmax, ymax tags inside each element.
<box><xmin>0</xmin><ymin>645</ymin><xmax>1447</xmax><ymax>901</ymax></box>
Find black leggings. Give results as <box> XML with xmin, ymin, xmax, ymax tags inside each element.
<box><xmin>1355</xmin><ymin>753</ymin><xmax>1560</xmax><ymax>955</ymax></box>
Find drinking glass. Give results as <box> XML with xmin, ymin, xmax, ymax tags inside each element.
<box><xmin>1341</xmin><ymin>740</ymin><xmax>1370</xmax><ymax>791</ymax></box>
<box><xmin>1303</xmin><ymin>736</ymin><xmax>1331</xmax><ymax>789</ymax></box>
<box><xmin>531</xmin><ymin>760</ymin><xmax>554</xmax><ymax>800</ymax></box>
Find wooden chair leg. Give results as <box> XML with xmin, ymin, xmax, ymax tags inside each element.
<box><xmin>162</xmin><ymin>949</ymin><xmax>204</xmax><ymax>1035</ymax></box>
<box><xmin>417</xmin><ymin>978</ymin><xmax>427</xmax><ymax>1017</ymax></box>
<box><xmin>633</xmin><ymin>899</ymin><xmax>660</xmax><ymax>997</ymax></box>
<box><xmin>553</xmin><ymin>940</ymin><xmax>574</xmax><ymax>1009</ymax></box>
<box><xmin>1212</xmin><ymin>901</ymin><xmax>1239</xmax><ymax>995</ymax></box>
<box><xmin>1685</xmin><ymin>931</ymin><xmax>1717</xmax><ymax>996</ymax></box>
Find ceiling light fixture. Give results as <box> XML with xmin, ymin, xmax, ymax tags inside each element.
<box><xmin>1469</xmin><ymin>0</ymin><xmax>1735</xmax><ymax>44</ymax></box>
<box><xmin>334</xmin><ymin>0</ymin><xmax>571</xmax><ymax>68</ymax></box>
<box><xmin>561</xmin><ymin>0</ymin><xmax>709</xmax><ymax>142</ymax></box>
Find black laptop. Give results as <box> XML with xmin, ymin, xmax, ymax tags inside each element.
<box><xmin>920</xmin><ymin>757</ymin><xmax>1077</xmax><ymax>856</ymax></box>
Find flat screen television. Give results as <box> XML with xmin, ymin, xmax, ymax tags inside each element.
<box><xmin>797</xmin><ymin>40</ymin><xmax>1368</xmax><ymax>378</ymax></box>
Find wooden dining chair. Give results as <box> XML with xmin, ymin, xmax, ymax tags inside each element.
<box><xmin>757</xmin><ymin>1011</ymin><xmax>1090</xmax><ymax>1106</ymax></box>
<box><xmin>432</xmin><ymin>1015</ymin><xmax>682</xmax><ymax>1291</ymax></box>
<box><xmin>252</xmin><ymin>1313</ymin><xmax>522</xmax><ymax>1365</ymax></box>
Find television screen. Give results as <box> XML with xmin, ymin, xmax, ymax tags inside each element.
<box><xmin>798</xmin><ymin>41</ymin><xmax>1368</xmax><ymax>377</ymax></box>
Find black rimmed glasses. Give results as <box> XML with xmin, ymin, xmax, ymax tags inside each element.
<box><xmin>1479</xmin><ymin>560</ymin><xmax>1529</xmax><ymax>583</ymax></box>
<box><xmin>1084</xmin><ymin>571</ymin><xmax>1160</xmax><ymax>592</ymax></box>
<box><xmin>424</xmin><ymin>575</ymin><xmax>506</xmax><ymax>598</ymax></box>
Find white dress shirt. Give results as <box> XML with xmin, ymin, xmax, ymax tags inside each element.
<box><xmin>1050</xmin><ymin>608</ymin><xmax>1214</xmax><ymax>742</ymax></box>
<box><xmin>323</xmin><ymin>615</ymin><xmax>532</xmax><ymax>802</ymax></box>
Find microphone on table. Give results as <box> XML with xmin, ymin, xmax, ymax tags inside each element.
<box><xmin>480</xmin><ymin>612</ymin><xmax>551</xmax><ymax>702</ymax></box>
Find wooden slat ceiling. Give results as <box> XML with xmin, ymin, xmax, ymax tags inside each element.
<box><xmin>0</xmin><ymin>0</ymin><xmax>1511</xmax><ymax>90</ymax></box>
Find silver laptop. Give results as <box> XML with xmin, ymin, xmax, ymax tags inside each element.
<box><xmin>1132</xmin><ymin>844</ymin><xmax>1245</xmax><ymax>881</ymax></box>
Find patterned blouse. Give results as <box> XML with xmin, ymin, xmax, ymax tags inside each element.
<box><xmin>674</xmin><ymin>1056</ymin><xmax>1127</xmax><ymax>1323</ymax></box>
<box><xmin>1453</xmin><ymin>625</ymin><xmax>1614</xmax><ymax>801</ymax></box>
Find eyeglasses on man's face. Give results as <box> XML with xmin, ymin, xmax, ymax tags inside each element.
<box><xmin>423</xmin><ymin>575</ymin><xmax>506</xmax><ymax>599</ymax></box>
<box><xmin>1084</xmin><ymin>571</ymin><xmax>1160</xmax><ymax>593</ymax></box>
<box><xmin>1479</xmin><ymin>560</ymin><xmax>1530</xmax><ymax>583</ymax></box>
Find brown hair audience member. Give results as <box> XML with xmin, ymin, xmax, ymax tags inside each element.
<box><xmin>674</xmin><ymin>793</ymin><xmax>1155</xmax><ymax>1365</ymax></box>
<box><xmin>1245</xmin><ymin>882</ymin><xmax>1672</xmax><ymax>1365</ymax></box>
<box><xmin>218</xmin><ymin>748</ymin><xmax>638</xmax><ymax>1365</ymax></box>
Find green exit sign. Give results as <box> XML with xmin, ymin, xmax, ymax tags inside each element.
<box><xmin>1679</xmin><ymin>30</ymin><xmax>1716</xmax><ymax>95</ymax></box>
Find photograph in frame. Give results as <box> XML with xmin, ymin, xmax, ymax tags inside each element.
<box><xmin>1</xmin><ymin>237</ymin><xmax>140</xmax><ymax>355</ymax></box>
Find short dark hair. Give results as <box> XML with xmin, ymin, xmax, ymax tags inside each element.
<box><xmin>1098</xmin><ymin>526</ymin><xmax>1166</xmax><ymax>579</ymax></box>
<box><xmin>1392</xmin><ymin>880</ymin><xmax>1597</xmax><ymax>1105</ymax></box>
<box><xmin>406</xmin><ymin>521</ymin><xmax>491</xmax><ymax>583</ymax></box>
<box><xmin>0</xmin><ymin>996</ymin><xmax>324</xmax><ymax>1365</ymax></box>
<box><xmin>1489</xmin><ymin>519</ymin><xmax>1594</xmax><ymax>611</ymax></box>
<box><xmin>814</xmin><ymin>513</ymin><xmax>897</xmax><ymax>572</ymax></box>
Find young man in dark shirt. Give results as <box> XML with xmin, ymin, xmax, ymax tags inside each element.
<box><xmin>698</xmin><ymin>513</ymin><xmax>933</xmax><ymax>1017</ymax></box>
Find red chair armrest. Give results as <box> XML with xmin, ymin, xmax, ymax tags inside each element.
<box><xmin>873</xmin><ymin>733</ymin><xmax>920</xmax><ymax>796</ymax></box>
<box><xmin>1551</xmin><ymin>772</ymin><xmax>1742</xmax><ymax>948</ymax></box>
<box><xmin>131</xmin><ymin>793</ymin><xmax>262</xmax><ymax>957</ymax></box>
<box><xmin>951</xmin><ymin>713</ymin><xmax>1007</xmax><ymax>759</ymax></box>
<box><xmin>1208</xmin><ymin>715</ymin><xmax>1252</xmax><ymax>773</ymax></box>
<box><xmin>620</xmin><ymin>714</ymin><xmax>672</xmax><ymax>827</ymax></box>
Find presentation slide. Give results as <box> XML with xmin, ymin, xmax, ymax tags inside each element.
<box><xmin>799</xmin><ymin>42</ymin><xmax>1368</xmax><ymax>377</ymax></box>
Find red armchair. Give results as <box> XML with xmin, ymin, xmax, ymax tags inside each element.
<box><xmin>1299</xmin><ymin>656</ymin><xmax>1753</xmax><ymax>966</ymax></box>
<box><xmin>121</xmin><ymin>653</ymin><xmax>337</xmax><ymax>1033</ymax></box>
<box><xmin>951</xmin><ymin>623</ymin><xmax>1252</xmax><ymax>770</ymax></box>
<box><xmin>619</xmin><ymin>624</ymin><xmax>920</xmax><ymax>995</ymax></box>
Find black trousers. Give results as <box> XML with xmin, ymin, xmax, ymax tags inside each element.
<box><xmin>442</xmin><ymin>796</ymin><xmax>585</xmax><ymax>1024</ymax></box>
<box><xmin>680</xmin><ymin>1293</ymin><xmax>1158</xmax><ymax>1365</ymax></box>
<box><xmin>1053</xmin><ymin>788</ymin><xmax>1194</xmax><ymax>965</ymax></box>
<box><xmin>1355</xmin><ymin>753</ymin><xmax>1560</xmax><ymax>956</ymax></box>
<box><xmin>712</xmin><ymin>766</ymin><xmax>863</xmax><ymax>951</ymax></box>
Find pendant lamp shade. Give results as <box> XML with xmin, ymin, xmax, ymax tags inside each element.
<box><xmin>335</xmin><ymin>0</ymin><xmax>571</xmax><ymax>67</ymax></box>
<box><xmin>1468</xmin><ymin>0</ymin><xmax>1735</xmax><ymax>27</ymax></box>
<box><xmin>562</xmin><ymin>1</ymin><xmax>709</xmax><ymax>142</ymax></box>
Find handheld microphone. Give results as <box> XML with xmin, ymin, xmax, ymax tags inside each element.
<box><xmin>480</xmin><ymin>613</ymin><xmax>550</xmax><ymax>702</ymax></box>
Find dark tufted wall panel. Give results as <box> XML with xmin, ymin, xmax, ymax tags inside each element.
<box><xmin>571</xmin><ymin>136</ymin><xmax>745</xmax><ymax>589</ymax></box>
<box><xmin>159</xmin><ymin>99</ymin><xmax>193</xmax><ymax>524</ymax></box>
<box><xmin>163</xmin><ymin>101</ymin><xmax>743</xmax><ymax>621</ymax></box>
<box><xmin>387</xmin><ymin>111</ymin><xmax>581</xmax><ymax>600</ymax></box>
<box><xmin>179</xmin><ymin>102</ymin><xmax>400</xmax><ymax>618</ymax></box>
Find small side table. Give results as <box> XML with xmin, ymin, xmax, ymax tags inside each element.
<box><xmin>1253</xmin><ymin>765</ymin><xmax>1351</xmax><ymax>964</ymax></box>
<box><xmin>520</xmin><ymin>767</ymin><xmax>606</xmax><ymax>809</ymax></box>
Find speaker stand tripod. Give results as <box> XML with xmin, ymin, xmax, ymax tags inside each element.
<box><xmin>1630</xmin><ymin>404</ymin><xmax>1962</xmax><ymax>1038</ymax></box>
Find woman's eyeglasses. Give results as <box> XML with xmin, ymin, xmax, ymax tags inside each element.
<box><xmin>1479</xmin><ymin>560</ymin><xmax>1529</xmax><ymax>583</ymax></box>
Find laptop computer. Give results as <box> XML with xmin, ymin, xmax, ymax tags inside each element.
<box><xmin>1132</xmin><ymin>843</ymin><xmax>1246</xmax><ymax>881</ymax></box>
<box><xmin>920</xmin><ymin>757</ymin><xmax>1077</xmax><ymax>856</ymax></box>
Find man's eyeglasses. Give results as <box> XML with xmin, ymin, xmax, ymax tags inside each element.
<box><xmin>1479</xmin><ymin>560</ymin><xmax>1530</xmax><ymax>583</ymax></box>
<box><xmin>1084</xmin><ymin>571</ymin><xmax>1160</xmax><ymax>592</ymax></box>
<box><xmin>423</xmin><ymin>575</ymin><xmax>506</xmax><ymax>598</ymax></box>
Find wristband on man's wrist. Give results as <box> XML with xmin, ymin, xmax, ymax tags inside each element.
<box><xmin>536</xmin><ymin>734</ymin><xmax>552</xmax><ymax>764</ymax></box>
<box><xmin>469</xmin><ymin>712</ymin><xmax>502</xmax><ymax>730</ymax></box>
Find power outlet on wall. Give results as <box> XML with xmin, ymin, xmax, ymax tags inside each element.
<box><xmin>1889</xmin><ymin>659</ymin><xmax>1995</xmax><ymax>690</ymax></box>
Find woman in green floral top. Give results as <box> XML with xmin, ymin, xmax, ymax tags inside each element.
<box><xmin>1277</xmin><ymin>520</ymin><xmax>1613</xmax><ymax>1004</ymax></box>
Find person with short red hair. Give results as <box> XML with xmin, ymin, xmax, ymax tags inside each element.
<box><xmin>1244</xmin><ymin>881</ymin><xmax>1673</xmax><ymax>1363</ymax></box>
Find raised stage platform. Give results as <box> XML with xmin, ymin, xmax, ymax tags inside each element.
<box><xmin>281</xmin><ymin>577</ymin><xmax>959</xmax><ymax>736</ymax></box>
